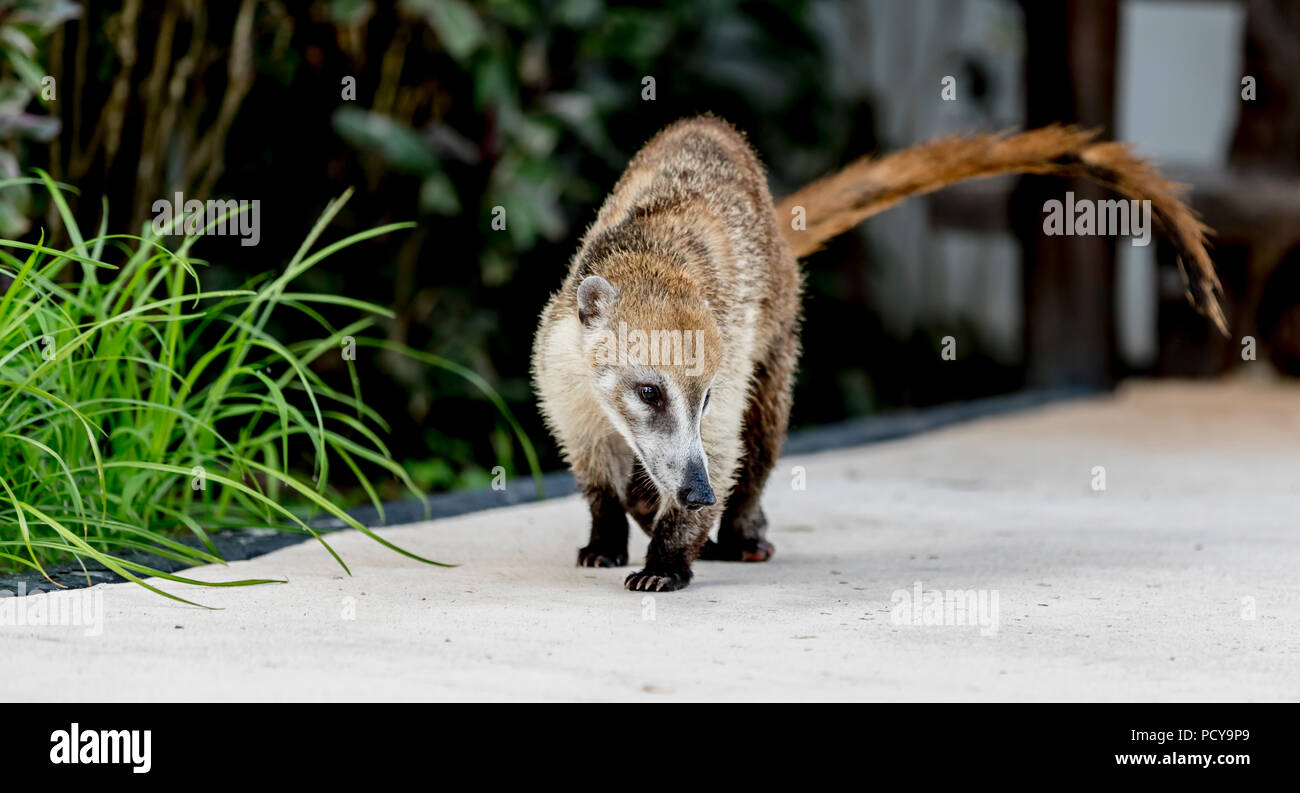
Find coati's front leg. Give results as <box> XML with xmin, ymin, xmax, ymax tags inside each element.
<box><xmin>700</xmin><ymin>333</ymin><xmax>796</xmax><ymax>563</ymax></box>
<box><xmin>624</xmin><ymin>505</ymin><xmax>715</xmax><ymax>591</ymax></box>
<box><xmin>577</xmin><ymin>481</ymin><xmax>629</xmax><ymax>567</ymax></box>
<box><xmin>624</xmin><ymin>459</ymin><xmax>660</xmax><ymax>536</ymax></box>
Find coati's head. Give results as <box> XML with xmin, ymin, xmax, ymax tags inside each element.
<box><xmin>576</xmin><ymin>271</ymin><xmax>723</xmax><ymax>511</ymax></box>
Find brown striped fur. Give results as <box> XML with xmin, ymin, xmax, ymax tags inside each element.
<box><xmin>533</xmin><ymin>116</ymin><xmax>1226</xmax><ymax>592</ymax></box>
<box><xmin>777</xmin><ymin>124</ymin><xmax>1227</xmax><ymax>333</ymax></box>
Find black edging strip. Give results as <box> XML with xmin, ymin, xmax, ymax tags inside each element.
<box><xmin>0</xmin><ymin>385</ymin><xmax>1097</xmax><ymax>596</ymax></box>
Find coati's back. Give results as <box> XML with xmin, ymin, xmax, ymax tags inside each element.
<box><xmin>555</xmin><ymin>117</ymin><xmax>799</xmax><ymax>347</ymax></box>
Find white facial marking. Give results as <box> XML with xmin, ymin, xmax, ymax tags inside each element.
<box><xmin>593</xmin><ymin>368</ymin><xmax>712</xmax><ymax>504</ymax></box>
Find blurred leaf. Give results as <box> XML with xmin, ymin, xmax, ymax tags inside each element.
<box><xmin>541</xmin><ymin>91</ymin><xmax>619</xmax><ymax>165</ymax></box>
<box><xmin>456</xmin><ymin>466</ymin><xmax>494</xmax><ymax>490</ymax></box>
<box><xmin>580</xmin><ymin>8</ymin><xmax>675</xmax><ymax>64</ymax></box>
<box><xmin>325</xmin><ymin>0</ymin><xmax>375</xmax><ymax>26</ymax></box>
<box><xmin>515</xmin><ymin>116</ymin><xmax>558</xmax><ymax>157</ymax></box>
<box><xmin>7</xmin><ymin>0</ymin><xmax>81</xmax><ymax>29</ymax></box>
<box><xmin>402</xmin><ymin>456</ymin><xmax>457</xmax><ymax>491</ymax></box>
<box><xmin>553</xmin><ymin>0</ymin><xmax>603</xmax><ymax>28</ymax></box>
<box><xmin>0</xmin><ymin>111</ymin><xmax>59</xmax><ymax>141</ymax></box>
<box><xmin>0</xmin><ymin>198</ymin><xmax>30</xmax><ymax>237</ymax></box>
<box><xmin>0</xmin><ymin>146</ymin><xmax>21</xmax><ymax>178</ymax></box>
<box><xmin>483</xmin><ymin>0</ymin><xmax>535</xmax><ymax>29</ymax></box>
<box><xmin>0</xmin><ymin>144</ymin><xmax>30</xmax><ymax>234</ymax></box>
<box><xmin>0</xmin><ymin>26</ymin><xmax>36</xmax><ymax>58</ymax></box>
<box><xmin>1</xmin><ymin>38</ymin><xmax>47</xmax><ymax>94</ymax></box>
<box><xmin>333</xmin><ymin>106</ymin><xmax>439</xmax><ymax>174</ymax></box>
<box><xmin>480</xmin><ymin>247</ymin><xmax>514</xmax><ymax>287</ymax></box>
<box><xmin>402</xmin><ymin>0</ymin><xmax>485</xmax><ymax>62</ymax></box>
<box><xmin>0</xmin><ymin>81</ymin><xmax>32</xmax><ymax>112</ymax></box>
<box><xmin>419</xmin><ymin>171</ymin><xmax>461</xmax><ymax>215</ymax></box>
<box><xmin>426</xmin><ymin>122</ymin><xmax>480</xmax><ymax>164</ymax></box>
<box><xmin>473</xmin><ymin>54</ymin><xmax>514</xmax><ymax>110</ymax></box>
<box><xmin>489</xmin><ymin>426</ymin><xmax>514</xmax><ymax>473</ymax></box>
<box><xmin>694</xmin><ymin>15</ymin><xmax>804</xmax><ymax>113</ymax></box>
<box><xmin>517</xmin><ymin>34</ymin><xmax>548</xmax><ymax>86</ymax></box>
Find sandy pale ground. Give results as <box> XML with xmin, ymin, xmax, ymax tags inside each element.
<box><xmin>3</xmin><ymin>380</ymin><xmax>1298</xmax><ymax>701</ymax></box>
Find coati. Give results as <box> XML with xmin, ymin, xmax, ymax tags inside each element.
<box><xmin>532</xmin><ymin>116</ymin><xmax>1226</xmax><ymax>592</ymax></box>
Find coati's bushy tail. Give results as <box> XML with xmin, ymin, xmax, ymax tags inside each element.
<box><xmin>774</xmin><ymin>125</ymin><xmax>1228</xmax><ymax>335</ymax></box>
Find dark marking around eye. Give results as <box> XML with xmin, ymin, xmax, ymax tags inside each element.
<box><xmin>636</xmin><ymin>383</ymin><xmax>662</xmax><ymax>408</ymax></box>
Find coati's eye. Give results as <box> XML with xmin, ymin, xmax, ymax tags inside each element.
<box><xmin>636</xmin><ymin>384</ymin><xmax>661</xmax><ymax>407</ymax></box>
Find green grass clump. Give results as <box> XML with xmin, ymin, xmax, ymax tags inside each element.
<box><xmin>0</xmin><ymin>176</ymin><xmax>541</xmax><ymax>605</ymax></box>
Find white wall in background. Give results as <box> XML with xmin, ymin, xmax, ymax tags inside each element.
<box><xmin>815</xmin><ymin>0</ymin><xmax>1026</xmax><ymax>361</ymax></box>
<box><xmin>1114</xmin><ymin>0</ymin><xmax>1245</xmax><ymax>368</ymax></box>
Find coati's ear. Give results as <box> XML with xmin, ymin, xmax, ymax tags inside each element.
<box><xmin>576</xmin><ymin>275</ymin><xmax>617</xmax><ymax>329</ymax></box>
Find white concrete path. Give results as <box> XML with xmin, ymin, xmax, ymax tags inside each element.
<box><xmin>3</xmin><ymin>380</ymin><xmax>1297</xmax><ymax>701</ymax></box>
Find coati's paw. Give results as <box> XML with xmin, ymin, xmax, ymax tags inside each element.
<box><xmin>578</xmin><ymin>546</ymin><xmax>628</xmax><ymax>567</ymax></box>
<box><xmin>624</xmin><ymin>569</ymin><xmax>692</xmax><ymax>592</ymax></box>
<box><xmin>699</xmin><ymin>537</ymin><xmax>775</xmax><ymax>562</ymax></box>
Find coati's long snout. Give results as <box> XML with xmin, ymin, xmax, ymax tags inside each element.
<box><xmin>775</xmin><ymin>124</ymin><xmax>1228</xmax><ymax>335</ymax></box>
<box><xmin>572</xmin><ymin>268</ymin><xmax>723</xmax><ymax>516</ymax></box>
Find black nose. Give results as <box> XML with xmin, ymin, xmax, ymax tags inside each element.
<box><xmin>677</xmin><ymin>464</ymin><xmax>715</xmax><ymax>510</ymax></box>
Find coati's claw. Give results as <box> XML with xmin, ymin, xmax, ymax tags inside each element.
<box><xmin>624</xmin><ymin>570</ymin><xmax>691</xmax><ymax>592</ymax></box>
<box><xmin>699</xmin><ymin>538</ymin><xmax>775</xmax><ymax>562</ymax></box>
<box><xmin>578</xmin><ymin>547</ymin><xmax>628</xmax><ymax>567</ymax></box>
